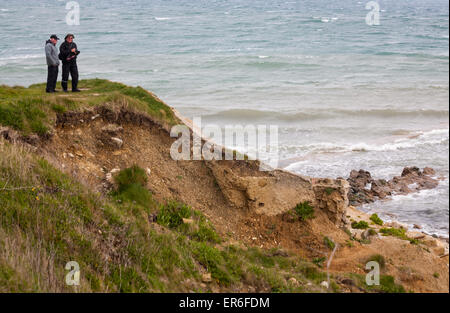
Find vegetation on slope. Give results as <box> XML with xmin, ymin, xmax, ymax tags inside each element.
<box><xmin>0</xmin><ymin>140</ymin><xmax>336</xmax><ymax>293</ymax></box>
<box><xmin>0</xmin><ymin>80</ymin><xmax>411</xmax><ymax>293</ymax></box>
<box><xmin>0</xmin><ymin>79</ymin><xmax>178</xmax><ymax>136</ymax></box>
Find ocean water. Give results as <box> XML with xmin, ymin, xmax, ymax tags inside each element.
<box><xmin>0</xmin><ymin>0</ymin><xmax>448</xmax><ymax>237</ymax></box>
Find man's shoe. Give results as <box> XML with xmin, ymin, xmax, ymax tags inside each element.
<box><xmin>72</xmin><ymin>89</ymin><xmax>81</xmax><ymax>92</ymax></box>
<box><xmin>63</xmin><ymin>89</ymin><xmax>68</xmax><ymax>92</ymax></box>
<box><xmin>53</xmin><ymin>90</ymin><xmax>59</xmax><ymax>93</ymax></box>
<box><xmin>46</xmin><ymin>90</ymin><xmax>54</xmax><ymax>93</ymax></box>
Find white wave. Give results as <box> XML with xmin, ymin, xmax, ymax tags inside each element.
<box><xmin>17</xmin><ymin>47</ymin><xmax>41</xmax><ymax>51</ymax></box>
<box><xmin>279</xmin><ymin>128</ymin><xmax>449</xmax><ymax>156</ymax></box>
<box><xmin>155</xmin><ymin>17</ymin><xmax>172</xmax><ymax>21</ymax></box>
<box><xmin>419</xmin><ymin>128</ymin><xmax>449</xmax><ymax>138</ymax></box>
<box><xmin>390</xmin><ymin>187</ymin><xmax>443</xmax><ymax>202</ymax></box>
<box><xmin>0</xmin><ymin>54</ymin><xmax>42</xmax><ymax>61</ymax></box>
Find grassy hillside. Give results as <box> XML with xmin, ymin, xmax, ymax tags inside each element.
<box><xmin>0</xmin><ymin>80</ymin><xmax>410</xmax><ymax>293</ymax></box>
<box><xmin>0</xmin><ymin>80</ymin><xmax>332</xmax><ymax>293</ymax></box>
<box><xmin>0</xmin><ymin>140</ymin><xmax>337</xmax><ymax>292</ymax></box>
<box><xmin>0</xmin><ymin>79</ymin><xmax>178</xmax><ymax>137</ymax></box>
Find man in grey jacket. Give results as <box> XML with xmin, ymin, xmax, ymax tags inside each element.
<box><xmin>45</xmin><ymin>34</ymin><xmax>60</xmax><ymax>93</ymax></box>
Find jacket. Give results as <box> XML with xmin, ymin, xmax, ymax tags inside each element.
<box><xmin>59</xmin><ymin>41</ymin><xmax>80</xmax><ymax>64</ymax></box>
<box><xmin>45</xmin><ymin>40</ymin><xmax>60</xmax><ymax>66</ymax></box>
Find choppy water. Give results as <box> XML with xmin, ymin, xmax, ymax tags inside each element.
<box><xmin>0</xmin><ymin>0</ymin><xmax>448</xmax><ymax>237</ymax></box>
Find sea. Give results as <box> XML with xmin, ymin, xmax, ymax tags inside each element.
<box><xmin>0</xmin><ymin>0</ymin><xmax>448</xmax><ymax>237</ymax></box>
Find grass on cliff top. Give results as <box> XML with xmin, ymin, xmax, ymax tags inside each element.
<box><xmin>0</xmin><ymin>140</ymin><xmax>334</xmax><ymax>293</ymax></box>
<box><xmin>0</xmin><ymin>79</ymin><xmax>178</xmax><ymax>136</ymax></box>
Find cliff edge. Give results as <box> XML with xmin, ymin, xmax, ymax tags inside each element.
<box><xmin>0</xmin><ymin>79</ymin><xmax>447</xmax><ymax>292</ymax></box>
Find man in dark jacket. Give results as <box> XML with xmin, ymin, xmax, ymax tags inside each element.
<box><xmin>59</xmin><ymin>33</ymin><xmax>81</xmax><ymax>92</ymax></box>
<box><xmin>45</xmin><ymin>34</ymin><xmax>60</xmax><ymax>93</ymax></box>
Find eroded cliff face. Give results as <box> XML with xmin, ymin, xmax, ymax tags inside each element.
<box><xmin>2</xmin><ymin>103</ymin><xmax>448</xmax><ymax>293</ymax></box>
<box><xmin>206</xmin><ymin>160</ymin><xmax>350</xmax><ymax>227</ymax></box>
<box><xmin>1</xmin><ymin>81</ymin><xmax>448</xmax><ymax>293</ymax></box>
<box><xmin>312</xmin><ymin>178</ymin><xmax>350</xmax><ymax>227</ymax></box>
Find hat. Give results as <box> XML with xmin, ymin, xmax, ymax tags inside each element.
<box><xmin>65</xmin><ymin>33</ymin><xmax>75</xmax><ymax>40</ymax></box>
<box><xmin>50</xmin><ymin>34</ymin><xmax>60</xmax><ymax>40</ymax></box>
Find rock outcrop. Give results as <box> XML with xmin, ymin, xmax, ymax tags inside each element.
<box><xmin>207</xmin><ymin>161</ymin><xmax>349</xmax><ymax>227</ymax></box>
<box><xmin>312</xmin><ymin>178</ymin><xmax>350</xmax><ymax>227</ymax></box>
<box><xmin>347</xmin><ymin>167</ymin><xmax>439</xmax><ymax>206</ymax></box>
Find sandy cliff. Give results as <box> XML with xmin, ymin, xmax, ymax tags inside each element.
<box><xmin>1</xmin><ymin>80</ymin><xmax>448</xmax><ymax>292</ymax></box>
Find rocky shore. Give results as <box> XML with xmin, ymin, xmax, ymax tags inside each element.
<box><xmin>347</xmin><ymin>166</ymin><xmax>440</xmax><ymax>206</ymax></box>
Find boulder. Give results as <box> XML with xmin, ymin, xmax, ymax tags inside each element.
<box><xmin>347</xmin><ymin>167</ymin><xmax>439</xmax><ymax>206</ymax></box>
<box><xmin>401</xmin><ymin>167</ymin><xmax>421</xmax><ymax>177</ymax></box>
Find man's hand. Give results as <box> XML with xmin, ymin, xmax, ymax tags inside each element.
<box><xmin>71</xmin><ymin>48</ymin><xmax>76</xmax><ymax>53</ymax></box>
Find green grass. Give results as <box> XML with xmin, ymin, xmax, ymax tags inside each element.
<box><xmin>370</xmin><ymin>214</ymin><xmax>384</xmax><ymax>226</ymax></box>
<box><xmin>0</xmin><ymin>79</ymin><xmax>178</xmax><ymax>137</ymax></box>
<box><xmin>112</xmin><ymin>165</ymin><xmax>153</xmax><ymax>207</ymax></box>
<box><xmin>323</xmin><ymin>236</ymin><xmax>336</xmax><ymax>250</ymax></box>
<box><xmin>293</xmin><ymin>201</ymin><xmax>315</xmax><ymax>221</ymax></box>
<box><xmin>312</xmin><ymin>257</ymin><xmax>326</xmax><ymax>268</ymax></box>
<box><xmin>351</xmin><ymin>221</ymin><xmax>369</xmax><ymax>229</ymax></box>
<box><xmin>379</xmin><ymin>228</ymin><xmax>419</xmax><ymax>244</ymax></box>
<box><xmin>349</xmin><ymin>273</ymin><xmax>406</xmax><ymax>293</ymax></box>
<box><xmin>156</xmin><ymin>201</ymin><xmax>192</xmax><ymax>229</ymax></box>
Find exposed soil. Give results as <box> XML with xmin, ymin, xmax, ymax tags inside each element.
<box><xmin>2</xmin><ymin>103</ymin><xmax>448</xmax><ymax>293</ymax></box>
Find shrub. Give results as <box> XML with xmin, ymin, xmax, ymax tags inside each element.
<box><xmin>299</xmin><ymin>265</ymin><xmax>327</xmax><ymax>283</ymax></box>
<box><xmin>351</xmin><ymin>221</ymin><xmax>369</xmax><ymax>229</ymax></box>
<box><xmin>370</xmin><ymin>213</ymin><xmax>383</xmax><ymax>226</ymax></box>
<box><xmin>366</xmin><ymin>254</ymin><xmax>386</xmax><ymax>269</ymax></box>
<box><xmin>293</xmin><ymin>201</ymin><xmax>315</xmax><ymax>221</ymax></box>
<box><xmin>156</xmin><ymin>201</ymin><xmax>192</xmax><ymax>229</ymax></box>
<box><xmin>378</xmin><ymin>275</ymin><xmax>406</xmax><ymax>293</ymax></box>
<box><xmin>113</xmin><ymin>166</ymin><xmax>151</xmax><ymax>206</ymax></box>
<box><xmin>114</xmin><ymin>165</ymin><xmax>148</xmax><ymax>192</ymax></box>
<box><xmin>312</xmin><ymin>257</ymin><xmax>326</xmax><ymax>268</ymax></box>
<box><xmin>190</xmin><ymin>213</ymin><xmax>221</xmax><ymax>243</ymax></box>
<box><xmin>191</xmin><ymin>242</ymin><xmax>240</xmax><ymax>286</ymax></box>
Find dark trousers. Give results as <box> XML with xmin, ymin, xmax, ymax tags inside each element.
<box><xmin>46</xmin><ymin>65</ymin><xmax>58</xmax><ymax>92</ymax></box>
<box><xmin>62</xmin><ymin>61</ymin><xmax>79</xmax><ymax>91</ymax></box>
